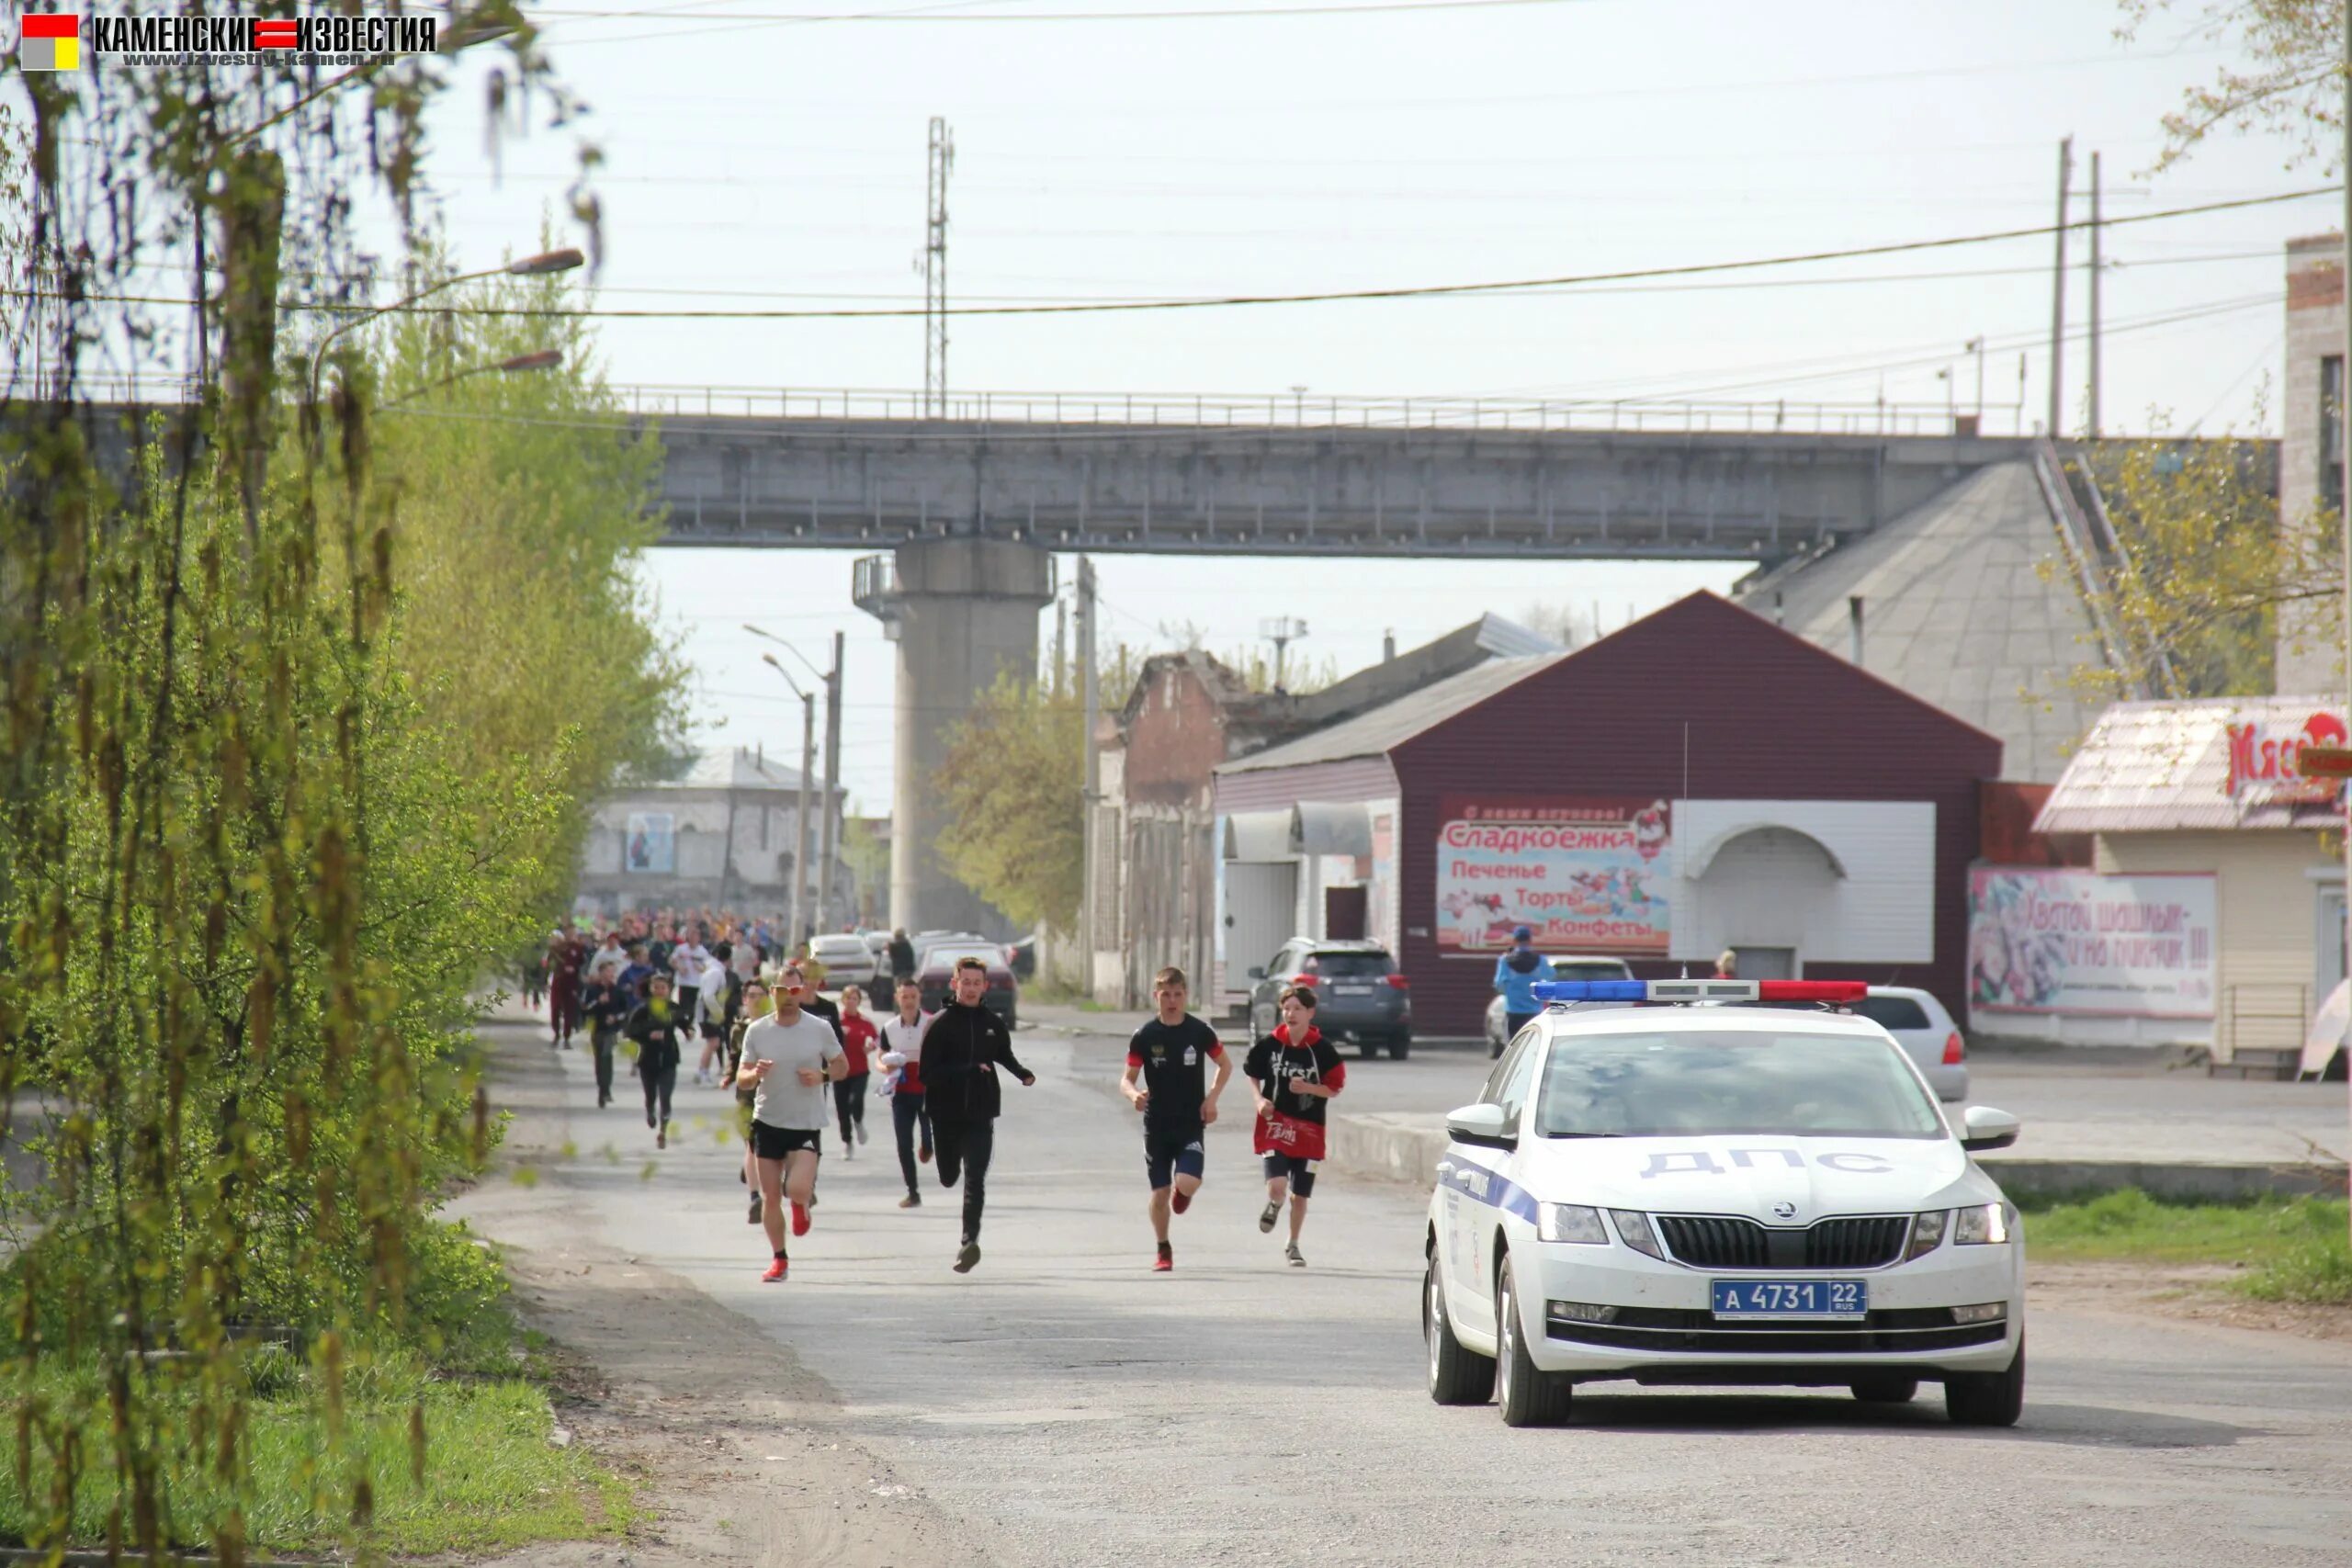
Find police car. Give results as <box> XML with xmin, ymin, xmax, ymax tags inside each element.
<box><xmin>1423</xmin><ymin>977</ymin><xmax>2026</xmax><ymax>1428</ymax></box>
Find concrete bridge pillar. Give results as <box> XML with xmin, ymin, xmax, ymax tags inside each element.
<box><xmin>859</xmin><ymin>536</ymin><xmax>1055</xmax><ymax>939</ymax></box>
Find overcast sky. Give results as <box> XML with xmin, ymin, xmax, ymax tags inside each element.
<box><xmin>390</xmin><ymin>0</ymin><xmax>2321</xmax><ymax>807</ymax></box>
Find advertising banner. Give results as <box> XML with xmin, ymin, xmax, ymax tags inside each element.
<box><xmin>625</xmin><ymin>811</ymin><xmax>676</xmax><ymax>875</ymax></box>
<box><xmin>1967</xmin><ymin>867</ymin><xmax>2216</xmax><ymax>1019</ymax></box>
<box><xmin>1434</xmin><ymin>796</ymin><xmax>1671</xmax><ymax>956</ymax></box>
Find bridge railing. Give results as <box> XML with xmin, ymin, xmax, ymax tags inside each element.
<box><xmin>598</xmin><ymin>384</ymin><xmax>2017</xmax><ymax>438</ymax></box>
<box><xmin>36</xmin><ymin>372</ymin><xmax>2023</xmax><ymax>439</ymax></box>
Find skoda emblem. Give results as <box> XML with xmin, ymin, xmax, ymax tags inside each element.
<box><xmin>1770</xmin><ymin>1201</ymin><xmax>1799</xmax><ymax>1221</ymax></box>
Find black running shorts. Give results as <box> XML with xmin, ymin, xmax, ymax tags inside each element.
<box><xmin>752</xmin><ymin>1122</ymin><xmax>822</xmax><ymax>1160</ymax></box>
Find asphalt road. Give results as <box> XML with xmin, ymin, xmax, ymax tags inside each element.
<box><xmin>493</xmin><ymin>1018</ymin><xmax>2352</xmax><ymax>1568</ymax></box>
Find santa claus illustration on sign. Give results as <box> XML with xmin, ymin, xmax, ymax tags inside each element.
<box><xmin>1631</xmin><ymin>799</ymin><xmax>1669</xmax><ymax>863</ymax></box>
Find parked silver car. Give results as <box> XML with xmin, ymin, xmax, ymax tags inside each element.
<box><xmin>1853</xmin><ymin>985</ymin><xmax>1970</xmax><ymax>1101</ymax></box>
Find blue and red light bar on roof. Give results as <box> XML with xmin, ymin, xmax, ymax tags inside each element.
<box><xmin>1531</xmin><ymin>978</ymin><xmax>1869</xmax><ymax>1005</ymax></box>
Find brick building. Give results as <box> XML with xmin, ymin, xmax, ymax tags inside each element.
<box><xmin>1088</xmin><ymin>615</ymin><xmax>1554</xmax><ymax>1005</ymax></box>
<box><xmin>2278</xmin><ymin>232</ymin><xmax>2346</xmax><ymax>695</ymax></box>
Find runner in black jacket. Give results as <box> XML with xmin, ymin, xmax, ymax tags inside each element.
<box><xmin>624</xmin><ymin>974</ymin><xmax>691</xmax><ymax>1149</ymax></box>
<box><xmin>918</xmin><ymin>955</ymin><xmax>1035</xmax><ymax>1273</ymax></box>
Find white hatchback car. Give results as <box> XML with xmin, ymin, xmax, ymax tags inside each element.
<box><xmin>1425</xmin><ymin>978</ymin><xmax>2025</xmax><ymax>1428</ymax></box>
<box><xmin>808</xmin><ymin>931</ymin><xmax>880</xmax><ymax>992</ymax></box>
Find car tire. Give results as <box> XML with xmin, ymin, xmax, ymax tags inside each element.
<box><xmin>1388</xmin><ymin>1035</ymin><xmax>1411</xmax><ymax>1061</ymax></box>
<box><xmin>1425</xmin><ymin>1247</ymin><xmax>1495</xmax><ymax>1405</ymax></box>
<box><xmin>1850</xmin><ymin>1374</ymin><xmax>1919</xmax><ymax>1404</ymax></box>
<box><xmin>1943</xmin><ymin>1331</ymin><xmax>2025</xmax><ymax>1427</ymax></box>
<box><xmin>1494</xmin><ymin>1257</ymin><xmax>1571</xmax><ymax>1427</ymax></box>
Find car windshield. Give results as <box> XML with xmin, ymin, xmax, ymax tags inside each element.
<box><xmin>1534</xmin><ymin>1030</ymin><xmax>1946</xmax><ymax>1140</ymax></box>
<box><xmin>1553</xmin><ymin>960</ymin><xmax>1629</xmax><ymax>979</ymax></box>
<box><xmin>1851</xmin><ymin>995</ymin><xmax>1932</xmax><ymax>1031</ymax></box>
<box><xmin>925</xmin><ymin>946</ymin><xmax>1001</xmax><ymax>972</ymax></box>
<box><xmin>1306</xmin><ymin>951</ymin><xmax>1392</xmax><ymax>976</ymax></box>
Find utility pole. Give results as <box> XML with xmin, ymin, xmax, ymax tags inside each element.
<box><xmin>818</xmin><ymin>629</ymin><xmax>843</xmax><ymax>936</ymax></box>
<box><xmin>923</xmin><ymin>116</ymin><xmax>954</xmax><ymax>419</ymax></box>
<box><xmin>1077</xmin><ymin>558</ymin><xmax>1100</xmax><ymax>997</ymax></box>
<box><xmin>794</xmin><ymin>693</ymin><xmax>815</xmax><ymax>947</ymax></box>
<box><xmin>2088</xmin><ymin>150</ymin><xmax>2104</xmax><ymax>439</ymax></box>
<box><xmin>1053</xmin><ymin>594</ymin><xmax>1068</xmax><ymax>696</ymax></box>
<box><xmin>2048</xmin><ymin>135</ymin><xmax>2073</xmax><ymax>438</ymax></box>
<box><xmin>2339</xmin><ymin>0</ymin><xmax>2351</xmax><ymax>1236</ymax></box>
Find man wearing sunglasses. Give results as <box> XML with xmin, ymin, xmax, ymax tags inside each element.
<box><xmin>737</xmin><ymin>964</ymin><xmax>849</xmax><ymax>1282</ymax></box>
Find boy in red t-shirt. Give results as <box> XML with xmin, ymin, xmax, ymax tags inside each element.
<box><xmin>834</xmin><ymin>984</ymin><xmax>877</xmax><ymax>1157</ymax></box>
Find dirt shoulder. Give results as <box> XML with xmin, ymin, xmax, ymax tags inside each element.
<box><xmin>2028</xmin><ymin>1258</ymin><xmax>2352</xmax><ymax>1346</ymax></box>
<box><xmin>455</xmin><ymin>1024</ymin><xmax>983</xmax><ymax>1568</ymax></box>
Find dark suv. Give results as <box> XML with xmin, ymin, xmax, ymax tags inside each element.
<box><xmin>1247</xmin><ymin>939</ymin><xmax>1412</xmax><ymax>1059</ymax></box>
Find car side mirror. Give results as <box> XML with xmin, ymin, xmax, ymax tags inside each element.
<box><xmin>1247</xmin><ymin>966</ymin><xmax>1265</xmax><ymax>980</ymax></box>
<box><xmin>1959</xmin><ymin>1105</ymin><xmax>2020</xmax><ymax>1154</ymax></box>
<box><xmin>1444</xmin><ymin>1102</ymin><xmax>1512</xmax><ymax>1149</ymax></box>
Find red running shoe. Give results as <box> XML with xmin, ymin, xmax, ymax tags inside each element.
<box><xmin>1153</xmin><ymin>1242</ymin><xmax>1173</xmax><ymax>1272</ymax></box>
<box><xmin>1171</xmin><ymin>1190</ymin><xmax>1193</xmax><ymax>1215</ymax></box>
<box><xmin>762</xmin><ymin>1256</ymin><xmax>788</xmax><ymax>1283</ymax></box>
<box><xmin>790</xmin><ymin>1200</ymin><xmax>811</xmax><ymax>1237</ymax></box>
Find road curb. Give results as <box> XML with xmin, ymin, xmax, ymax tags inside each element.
<box><xmin>1320</xmin><ymin>1111</ymin><xmax>2352</xmax><ymax>1202</ymax></box>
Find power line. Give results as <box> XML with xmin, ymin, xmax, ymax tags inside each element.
<box><xmin>539</xmin><ymin>0</ymin><xmax>1593</xmax><ymax>22</ymax></box>
<box><xmin>19</xmin><ymin>187</ymin><xmax>2330</xmax><ymax>325</ymax></box>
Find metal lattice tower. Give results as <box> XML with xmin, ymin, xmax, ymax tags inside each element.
<box><xmin>923</xmin><ymin>116</ymin><xmax>954</xmax><ymax>419</ymax></box>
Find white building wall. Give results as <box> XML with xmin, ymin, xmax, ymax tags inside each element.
<box><xmin>1668</xmin><ymin>799</ymin><xmax>1936</xmax><ymax>967</ymax></box>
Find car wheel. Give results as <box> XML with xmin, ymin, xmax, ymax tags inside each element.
<box><xmin>1943</xmin><ymin>1331</ymin><xmax>2025</xmax><ymax>1427</ymax></box>
<box><xmin>1850</xmin><ymin>1374</ymin><xmax>1919</xmax><ymax>1404</ymax></box>
<box><xmin>1388</xmin><ymin>1035</ymin><xmax>1411</xmax><ymax>1061</ymax></box>
<box><xmin>1494</xmin><ymin>1257</ymin><xmax>1570</xmax><ymax>1427</ymax></box>
<box><xmin>1425</xmin><ymin>1247</ymin><xmax>1495</xmax><ymax>1405</ymax></box>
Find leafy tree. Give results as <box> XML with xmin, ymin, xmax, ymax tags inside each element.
<box><xmin>0</xmin><ymin>7</ymin><xmax>648</xmax><ymax>1557</ymax></box>
<box><xmin>2069</xmin><ymin>437</ymin><xmax>2319</xmax><ymax>697</ymax></box>
<box><xmin>934</xmin><ymin>671</ymin><xmax>1090</xmax><ymax>931</ymax></box>
<box><xmin>2120</xmin><ymin>1</ymin><xmax>2349</xmax><ymax>170</ymax></box>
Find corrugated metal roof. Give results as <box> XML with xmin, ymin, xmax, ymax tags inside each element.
<box><xmin>1215</xmin><ymin>653</ymin><xmax>1564</xmax><ymax>776</ymax></box>
<box><xmin>2034</xmin><ymin>697</ymin><xmax>2346</xmax><ymax>833</ymax></box>
<box><xmin>1731</xmin><ymin>462</ymin><xmax>2106</xmax><ymax>784</ymax></box>
<box><xmin>650</xmin><ymin>746</ymin><xmax>824</xmax><ymax>795</ymax></box>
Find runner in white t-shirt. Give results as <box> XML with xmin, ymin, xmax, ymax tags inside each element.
<box><xmin>736</xmin><ymin>962</ymin><xmax>847</xmax><ymax>1282</ymax></box>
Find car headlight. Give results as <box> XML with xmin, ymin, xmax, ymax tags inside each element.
<box><xmin>1951</xmin><ymin>1201</ymin><xmax>2012</xmax><ymax>1246</ymax></box>
<box><xmin>1608</xmin><ymin>1208</ymin><xmax>1665</xmax><ymax>1259</ymax></box>
<box><xmin>1537</xmin><ymin>1203</ymin><xmax>1609</xmax><ymax>1244</ymax></box>
<box><xmin>1905</xmin><ymin>1209</ymin><xmax>1948</xmax><ymax>1260</ymax></box>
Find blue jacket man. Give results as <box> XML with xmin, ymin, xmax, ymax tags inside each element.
<box><xmin>1493</xmin><ymin>927</ymin><xmax>1546</xmax><ymax>1056</ymax></box>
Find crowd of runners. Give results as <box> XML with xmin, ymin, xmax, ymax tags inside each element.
<box><xmin>527</xmin><ymin>916</ymin><xmax>1344</xmax><ymax>1280</ymax></box>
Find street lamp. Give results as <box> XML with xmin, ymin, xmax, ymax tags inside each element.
<box><xmin>746</xmin><ymin>623</ymin><xmax>843</xmax><ymax>933</ymax></box>
<box><xmin>762</xmin><ymin>652</ymin><xmax>820</xmax><ymax>951</ymax></box>
<box><xmin>307</xmin><ymin>247</ymin><xmax>583</xmax><ymax>408</ymax></box>
<box><xmin>382</xmin><ymin>348</ymin><xmax>562</xmax><ymax>408</ymax></box>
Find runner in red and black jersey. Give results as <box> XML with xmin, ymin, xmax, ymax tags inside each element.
<box><xmin>1243</xmin><ymin>984</ymin><xmax>1345</xmax><ymax>1268</ymax></box>
<box><xmin>1122</xmin><ymin>966</ymin><xmax>1229</xmax><ymax>1272</ymax></box>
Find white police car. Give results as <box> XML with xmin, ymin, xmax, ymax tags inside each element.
<box><xmin>1423</xmin><ymin>977</ymin><xmax>2026</xmax><ymax>1428</ymax></box>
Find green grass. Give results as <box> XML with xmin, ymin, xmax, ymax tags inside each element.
<box><xmin>0</xmin><ymin>1222</ymin><xmax>640</xmax><ymax>1556</ymax></box>
<box><xmin>0</xmin><ymin>1354</ymin><xmax>635</xmax><ymax>1556</ymax></box>
<box><xmin>2022</xmin><ymin>1189</ymin><xmax>2352</xmax><ymax>1304</ymax></box>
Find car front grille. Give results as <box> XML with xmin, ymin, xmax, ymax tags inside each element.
<box><xmin>1544</xmin><ymin>1303</ymin><xmax>2005</xmax><ymax>1354</ymax></box>
<box><xmin>1655</xmin><ymin>1214</ymin><xmax>1910</xmax><ymax>1271</ymax></box>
